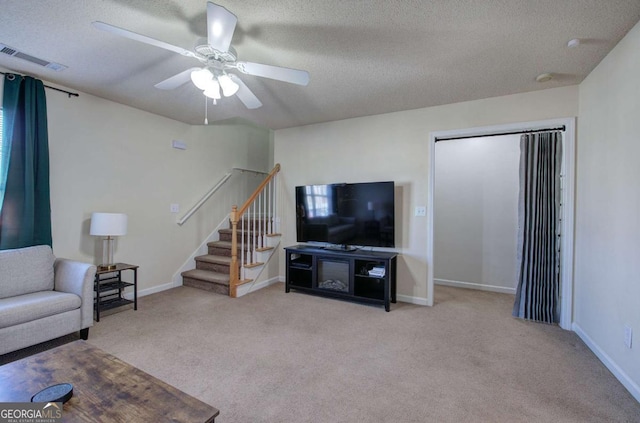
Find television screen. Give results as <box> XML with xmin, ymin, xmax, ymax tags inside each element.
<box><xmin>295</xmin><ymin>181</ymin><xmax>395</xmax><ymax>248</ymax></box>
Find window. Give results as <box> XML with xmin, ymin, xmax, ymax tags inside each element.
<box><xmin>0</xmin><ymin>107</ymin><xmax>4</xmax><ymax>205</ymax></box>
<box><xmin>0</xmin><ymin>107</ymin><xmax>3</xmax><ymax>159</ymax></box>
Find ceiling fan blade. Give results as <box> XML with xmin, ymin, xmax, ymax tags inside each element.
<box><xmin>155</xmin><ymin>67</ymin><xmax>201</xmax><ymax>90</ymax></box>
<box><xmin>236</xmin><ymin>62</ymin><xmax>310</xmax><ymax>86</ymax></box>
<box><xmin>206</xmin><ymin>2</ymin><xmax>237</xmax><ymax>53</ymax></box>
<box><xmin>92</xmin><ymin>21</ymin><xmax>197</xmax><ymax>58</ymax></box>
<box><xmin>229</xmin><ymin>75</ymin><xmax>262</xmax><ymax>109</ymax></box>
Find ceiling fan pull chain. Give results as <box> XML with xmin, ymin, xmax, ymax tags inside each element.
<box><xmin>204</xmin><ymin>95</ymin><xmax>208</xmax><ymax>125</ymax></box>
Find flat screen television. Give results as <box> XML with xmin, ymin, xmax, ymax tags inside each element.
<box><xmin>295</xmin><ymin>181</ymin><xmax>395</xmax><ymax>249</ymax></box>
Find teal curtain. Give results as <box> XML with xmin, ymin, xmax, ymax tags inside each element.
<box><xmin>0</xmin><ymin>74</ymin><xmax>52</xmax><ymax>249</ymax></box>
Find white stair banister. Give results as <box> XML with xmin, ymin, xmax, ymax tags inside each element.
<box><xmin>229</xmin><ymin>164</ymin><xmax>281</xmax><ymax>297</ymax></box>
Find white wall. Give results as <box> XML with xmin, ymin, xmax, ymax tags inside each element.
<box><xmin>574</xmin><ymin>21</ymin><xmax>640</xmax><ymax>400</ymax></box>
<box><xmin>38</xmin><ymin>83</ymin><xmax>272</xmax><ymax>293</ymax></box>
<box><xmin>274</xmin><ymin>85</ymin><xmax>578</xmax><ymax>304</ymax></box>
<box><xmin>434</xmin><ymin>135</ymin><xmax>520</xmax><ymax>293</ymax></box>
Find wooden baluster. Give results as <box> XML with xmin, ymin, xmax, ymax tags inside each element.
<box><xmin>256</xmin><ymin>193</ymin><xmax>260</xmax><ymax>249</ymax></box>
<box><xmin>267</xmin><ymin>179</ymin><xmax>272</xmax><ymax>234</ymax></box>
<box><xmin>248</xmin><ymin>205</ymin><xmax>251</xmax><ymax>265</ymax></box>
<box><xmin>274</xmin><ymin>171</ymin><xmax>278</xmax><ymax>234</ymax></box>
<box><xmin>230</xmin><ymin>205</ymin><xmax>239</xmax><ymax>298</ymax></box>
<box><xmin>260</xmin><ymin>190</ymin><xmax>264</xmax><ymax>248</ymax></box>
<box><xmin>241</xmin><ymin>214</ymin><xmax>245</xmax><ymax>280</ymax></box>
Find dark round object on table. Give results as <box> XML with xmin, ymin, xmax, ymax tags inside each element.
<box><xmin>31</xmin><ymin>383</ymin><xmax>73</xmax><ymax>403</ymax></box>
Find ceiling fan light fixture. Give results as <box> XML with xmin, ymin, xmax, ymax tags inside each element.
<box><xmin>190</xmin><ymin>68</ymin><xmax>213</xmax><ymax>90</ymax></box>
<box><xmin>218</xmin><ymin>74</ymin><xmax>239</xmax><ymax>97</ymax></box>
<box><xmin>203</xmin><ymin>77</ymin><xmax>220</xmax><ymax>92</ymax></box>
<box><xmin>94</xmin><ymin>2</ymin><xmax>308</xmax><ymax>114</ymax></box>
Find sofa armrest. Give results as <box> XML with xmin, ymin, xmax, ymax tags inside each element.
<box><xmin>54</xmin><ymin>258</ymin><xmax>96</xmax><ymax>330</ymax></box>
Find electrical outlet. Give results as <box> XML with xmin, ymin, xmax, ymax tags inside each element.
<box><xmin>170</xmin><ymin>203</ymin><xmax>179</xmax><ymax>213</ymax></box>
<box><xmin>624</xmin><ymin>325</ymin><xmax>633</xmax><ymax>349</ymax></box>
<box><xmin>415</xmin><ymin>206</ymin><xmax>426</xmax><ymax>217</ymax></box>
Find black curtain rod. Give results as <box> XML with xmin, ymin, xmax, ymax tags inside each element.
<box><xmin>435</xmin><ymin>125</ymin><xmax>565</xmax><ymax>142</ymax></box>
<box><xmin>1</xmin><ymin>71</ymin><xmax>79</xmax><ymax>98</ymax></box>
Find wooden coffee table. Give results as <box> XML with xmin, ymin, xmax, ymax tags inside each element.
<box><xmin>0</xmin><ymin>341</ymin><xmax>219</xmax><ymax>422</ymax></box>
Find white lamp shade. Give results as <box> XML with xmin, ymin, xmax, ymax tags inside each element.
<box><xmin>90</xmin><ymin>213</ymin><xmax>128</xmax><ymax>236</ymax></box>
<box><xmin>218</xmin><ymin>74</ymin><xmax>239</xmax><ymax>97</ymax></box>
<box><xmin>190</xmin><ymin>68</ymin><xmax>214</xmax><ymax>90</ymax></box>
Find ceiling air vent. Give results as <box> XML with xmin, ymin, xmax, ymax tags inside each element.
<box><xmin>0</xmin><ymin>43</ymin><xmax>67</xmax><ymax>72</ymax></box>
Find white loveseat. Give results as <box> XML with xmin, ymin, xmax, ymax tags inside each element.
<box><xmin>0</xmin><ymin>245</ymin><xmax>96</xmax><ymax>355</ymax></box>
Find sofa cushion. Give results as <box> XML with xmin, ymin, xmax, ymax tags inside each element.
<box><xmin>0</xmin><ymin>245</ymin><xmax>55</xmax><ymax>299</ymax></box>
<box><xmin>0</xmin><ymin>291</ymin><xmax>81</xmax><ymax>329</ymax></box>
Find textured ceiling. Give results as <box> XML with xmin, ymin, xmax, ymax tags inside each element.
<box><xmin>1</xmin><ymin>1</ymin><xmax>639</xmax><ymax>130</ymax></box>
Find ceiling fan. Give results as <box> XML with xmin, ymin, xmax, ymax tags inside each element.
<box><xmin>92</xmin><ymin>2</ymin><xmax>309</xmax><ymax>110</ymax></box>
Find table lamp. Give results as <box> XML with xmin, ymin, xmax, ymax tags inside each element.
<box><xmin>90</xmin><ymin>212</ymin><xmax>128</xmax><ymax>270</ymax></box>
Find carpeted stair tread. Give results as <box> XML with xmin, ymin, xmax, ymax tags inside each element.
<box><xmin>181</xmin><ymin>269</ymin><xmax>229</xmax><ymax>285</ymax></box>
<box><xmin>208</xmin><ymin>240</ymin><xmax>233</xmax><ymax>248</ymax></box>
<box><xmin>195</xmin><ymin>254</ymin><xmax>232</xmax><ymax>265</ymax></box>
<box><xmin>207</xmin><ymin>240</ymin><xmax>252</xmax><ymax>251</ymax></box>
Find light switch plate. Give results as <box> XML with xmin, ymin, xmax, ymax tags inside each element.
<box><xmin>415</xmin><ymin>206</ymin><xmax>426</xmax><ymax>217</ymax></box>
<box><xmin>171</xmin><ymin>140</ymin><xmax>187</xmax><ymax>150</ymax></box>
<box><xmin>170</xmin><ymin>203</ymin><xmax>179</xmax><ymax>213</ymax></box>
<box><xmin>624</xmin><ymin>325</ymin><xmax>633</xmax><ymax>349</ymax></box>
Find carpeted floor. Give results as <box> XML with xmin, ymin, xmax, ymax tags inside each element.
<box><xmin>4</xmin><ymin>284</ymin><xmax>640</xmax><ymax>422</ymax></box>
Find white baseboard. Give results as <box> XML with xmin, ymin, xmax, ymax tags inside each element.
<box><xmin>123</xmin><ymin>281</ymin><xmax>180</xmax><ymax>300</ymax></box>
<box><xmin>236</xmin><ymin>276</ymin><xmax>282</xmax><ymax>297</ymax></box>
<box><xmin>573</xmin><ymin>323</ymin><xmax>640</xmax><ymax>403</ymax></box>
<box><xmin>435</xmin><ymin>278</ymin><xmax>516</xmax><ymax>295</ymax></box>
<box><xmin>396</xmin><ymin>294</ymin><xmax>429</xmax><ymax>306</ymax></box>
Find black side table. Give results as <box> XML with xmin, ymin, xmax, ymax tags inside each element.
<box><xmin>94</xmin><ymin>263</ymin><xmax>138</xmax><ymax>322</ymax></box>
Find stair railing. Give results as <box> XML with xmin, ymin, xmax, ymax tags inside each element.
<box><xmin>177</xmin><ymin>172</ymin><xmax>233</xmax><ymax>226</ymax></box>
<box><xmin>229</xmin><ymin>163</ymin><xmax>281</xmax><ymax>297</ymax></box>
<box><xmin>177</xmin><ymin>167</ymin><xmax>268</xmax><ymax>226</ymax></box>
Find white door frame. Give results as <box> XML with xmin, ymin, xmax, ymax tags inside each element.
<box><xmin>427</xmin><ymin>118</ymin><xmax>576</xmax><ymax>330</ymax></box>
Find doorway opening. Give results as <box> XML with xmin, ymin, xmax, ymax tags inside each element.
<box><xmin>427</xmin><ymin>118</ymin><xmax>575</xmax><ymax>330</ymax></box>
<box><xmin>434</xmin><ymin>134</ymin><xmax>521</xmax><ymax>295</ymax></box>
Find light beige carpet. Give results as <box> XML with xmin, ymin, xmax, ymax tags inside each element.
<box><xmin>83</xmin><ymin>284</ymin><xmax>639</xmax><ymax>422</ymax></box>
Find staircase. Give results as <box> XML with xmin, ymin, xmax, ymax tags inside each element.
<box><xmin>180</xmin><ymin>164</ymin><xmax>281</xmax><ymax>297</ymax></box>
<box><xmin>181</xmin><ymin>219</ymin><xmax>273</xmax><ymax>295</ymax></box>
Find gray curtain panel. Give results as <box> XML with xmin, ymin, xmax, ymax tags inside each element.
<box><xmin>513</xmin><ymin>131</ymin><xmax>562</xmax><ymax>324</ymax></box>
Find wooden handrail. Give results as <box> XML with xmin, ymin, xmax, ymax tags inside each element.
<box><xmin>236</xmin><ymin>163</ymin><xmax>280</xmax><ymax>217</ymax></box>
<box><xmin>229</xmin><ymin>163</ymin><xmax>281</xmax><ymax>297</ymax></box>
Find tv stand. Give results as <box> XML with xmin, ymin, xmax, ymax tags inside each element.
<box><xmin>285</xmin><ymin>245</ymin><xmax>397</xmax><ymax>311</ymax></box>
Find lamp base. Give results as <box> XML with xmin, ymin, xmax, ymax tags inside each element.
<box><xmin>99</xmin><ymin>237</ymin><xmax>117</xmax><ymax>271</ymax></box>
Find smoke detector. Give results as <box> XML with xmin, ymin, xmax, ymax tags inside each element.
<box><xmin>567</xmin><ymin>38</ymin><xmax>581</xmax><ymax>48</ymax></box>
<box><xmin>536</xmin><ymin>73</ymin><xmax>553</xmax><ymax>83</ymax></box>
